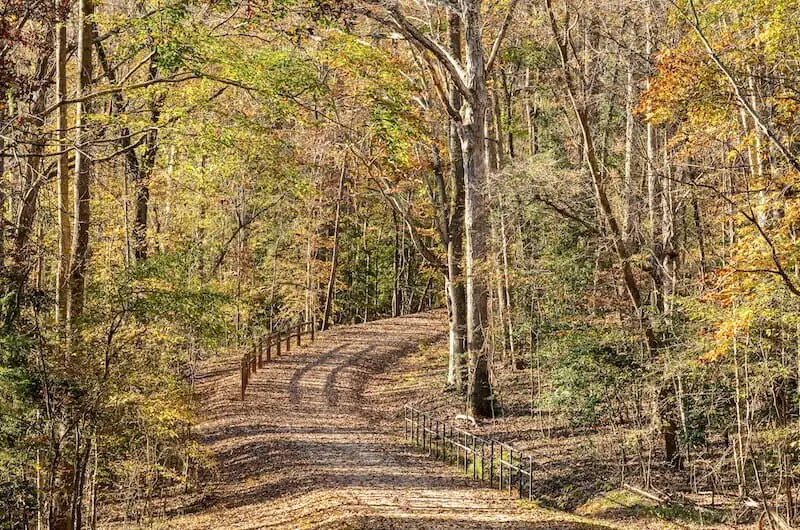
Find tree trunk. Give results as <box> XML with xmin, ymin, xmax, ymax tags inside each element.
<box><xmin>462</xmin><ymin>0</ymin><xmax>493</xmax><ymax>418</ymax></box>
<box><xmin>501</xmin><ymin>69</ymin><xmax>515</xmax><ymax>160</ymax></box>
<box><xmin>525</xmin><ymin>68</ymin><xmax>539</xmax><ymax>156</ymax></box>
<box><xmin>67</xmin><ymin>0</ymin><xmax>94</xmax><ymax>324</ymax></box>
<box><xmin>56</xmin><ymin>18</ymin><xmax>71</xmax><ymax>325</ymax></box>
<box><xmin>305</xmin><ymin>221</ymin><xmax>314</xmax><ymax>322</ymax></box>
<box><xmin>445</xmin><ymin>11</ymin><xmax>467</xmax><ymax>391</ymax></box>
<box><xmin>322</xmin><ymin>160</ymin><xmax>346</xmax><ymax>331</ymax></box>
<box><xmin>12</xmin><ymin>39</ymin><xmax>51</xmax><ymax>306</ymax></box>
<box><xmin>645</xmin><ymin>0</ymin><xmax>663</xmax><ymax>313</ymax></box>
<box><xmin>0</xmin><ymin>105</ymin><xmax>4</xmax><ymax>275</ymax></box>
<box><xmin>661</xmin><ymin>134</ymin><xmax>677</xmax><ymax>317</ymax></box>
<box><xmin>692</xmin><ymin>193</ymin><xmax>707</xmax><ymax>279</ymax></box>
<box><xmin>392</xmin><ymin>210</ymin><xmax>403</xmax><ymax>317</ymax></box>
<box><xmin>623</xmin><ymin>58</ymin><xmax>637</xmax><ymax>244</ymax></box>
<box><xmin>499</xmin><ymin>200</ymin><xmax>515</xmax><ymax>365</ymax></box>
<box><xmin>134</xmin><ymin>57</ymin><xmax>161</xmax><ymax>262</ymax></box>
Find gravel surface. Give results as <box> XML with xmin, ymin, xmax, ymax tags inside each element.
<box><xmin>150</xmin><ymin>312</ymin><xmax>619</xmax><ymax>529</ymax></box>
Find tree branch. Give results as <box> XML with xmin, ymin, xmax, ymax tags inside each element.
<box><xmin>359</xmin><ymin>2</ymin><xmax>471</xmax><ymax>99</ymax></box>
<box><xmin>486</xmin><ymin>0</ymin><xmax>520</xmax><ymax>73</ymax></box>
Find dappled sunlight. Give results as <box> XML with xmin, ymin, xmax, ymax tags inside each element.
<box><xmin>152</xmin><ymin>313</ymin><xmax>628</xmax><ymax>529</ymax></box>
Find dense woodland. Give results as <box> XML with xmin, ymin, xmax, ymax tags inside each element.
<box><xmin>2</xmin><ymin>0</ymin><xmax>800</xmax><ymax>527</ymax></box>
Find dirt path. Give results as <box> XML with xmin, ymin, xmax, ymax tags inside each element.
<box><xmin>158</xmin><ymin>313</ymin><xmax>617</xmax><ymax>529</ymax></box>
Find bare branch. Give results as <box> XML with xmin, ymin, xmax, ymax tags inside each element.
<box><xmin>486</xmin><ymin>0</ymin><xmax>520</xmax><ymax>73</ymax></box>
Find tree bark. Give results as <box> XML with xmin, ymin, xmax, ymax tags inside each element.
<box><xmin>623</xmin><ymin>58</ymin><xmax>637</xmax><ymax>245</ymax></box>
<box><xmin>445</xmin><ymin>11</ymin><xmax>467</xmax><ymax>390</ymax></box>
<box><xmin>67</xmin><ymin>0</ymin><xmax>94</xmax><ymax>324</ymax></box>
<box><xmin>392</xmin><ymin>210</ymin><xmax>403</xmax><ymax>317</ymax></box>
<box><xmin>322</xmin><ymin>160</ymin><xmax>347</xmax><ymax>331</ymax></box>
<box><xmin>134</xmin><ymin>56</ymin><xmax>161</xmax><ymax>262</ymax></box>
<box><xmin>462</xmin><ymin>0</ymin><xmax>493</xmax><ymax>418</ymax></box>
<box><xmin>12</xmin><ymin>38</ymin><xmax>51</xmax><ymax>306</ymax></box>
<box><xmin>56</xmin><ymin>18</ymin><xmax>71</xmax><ymax>325</ymax></box>
<box><xmin>645</xmin><ymin>0</ymin><xmax>663</xmax><ymax>313</ymax></box>
<box><xmin>525</xmin><ymin>68</ymin><xmax>539</xmax><ymax>156</ymax></box>
<box><xmin>0</xmin><ymin>106</ymin><xmax>4</xmax><ymax>275</ymax></box>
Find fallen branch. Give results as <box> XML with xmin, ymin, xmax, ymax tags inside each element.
<box><xmin>455</xmin><ymin>414</ymin><xmax>477</xmax><ymax>428</ymax></box>
<box><xmin>622</xmin><ymin>483</ymin><xmax>668</xmax><ymax>504</ymax></box>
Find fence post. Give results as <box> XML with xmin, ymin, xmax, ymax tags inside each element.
<box><xmin>240</xmin><ymin>357</ymin><xmax>246</xmax><ymax>401</ymax></box>
<box><xmin>509</xmin><ymin>449</ymin><xmax>513</xmax><ymax>494</ymax></box>
<box><xmin>277</xmin><ymin>333</ymin><xmax>282</xmax><ymax>356</ymax></box>
<box><xmin>422</xmin><ymin>414</ymin><xmax>427</xmax><ymax>453</ymax></box>
<box><xmin>297</xmin><ymin>324</ymin><xmax>301</xmax><ymax>346</ymax></box>
<box><xmin>266</xmin><ymin>336</ymin><xmax>271</xmax><ymax>363</ymax></box>
<box><xmin>311</xmin><ymin>318</ymin><xmax>316</xmax><ymax>341</ymax></box>
<box><xmin>252</xmin><ymin>345</ymin><xmax>258</xmax><ymax>374</ymax></box>
<box><xmin>528</xmin><ymin>455</ymin><xmax>533</xmax><ymax>500</ymax></box>
<box><xmin>472</xmin><ymin>435</ymin><xmax>477</xmax><ymax>480</ymax></box>
<box><xmin>435</xmin><ymin>420</ymin><xmax>439</xmax><ymax>459</ymax></box>
<box><xmin>499</xmin><ymin>445</ymin><xmax>503</xmax><ymax>490</ymax></box>
<box><xmin>481</xmin><ymin>442</ymin><xmax>485</xmax><ymax>483</ymax></box>
<box><xmin>413</xmin><ymin>409</ymin><xmax>417</xmax><ymax>446</ymax></box>
<box><xmin>400</xmin><ymin>408</ymin><xmax>539</xmax><ymax>501</ymax></box>
<box><xmin>455</xmin><ymin>430</ymin><xmax>460</xmax><ymax>469</ymax></box>
<box><xmin>441</xmin><ymin>423</ymin><xmax>445</xmax><ymax>462</ymax></box>
<box><xmin>257</xmin><ymin>337</ymin><xmax>263</xmax><ymax>369</ymax></box>
<box><xmin>449</xmin><ymin>424</ymin><xmax>453</xmax><ymax>465</ymax></box>
<box><xmin>490</xmin><ymin>441</ymin><xmax>495</xmax><ymax>487</ymax></box>
<box><xmin>286</xmin><ymin>328</ymin><xmax>291</xmax><ymax>352</ymax></box>
<box><xmin>438</xmin><ymin>421</ymin><xmax>442</xmax><ymax>460</ymax></box>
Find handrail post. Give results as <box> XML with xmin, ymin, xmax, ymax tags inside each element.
<box><xmin>441</xmin><ymin>422</ymin><xmax>446</xmax><ymax>462</ymax></box>
<box><xmin>499</xmin><ymin>445</ymin><xmax>503</xmax><ymax>490</ymax></box>
<box><xmin>509</xmin><ymin>449</ymin><xmax>513</xmax><ymax>494</ymax></box>
<box><xmin>528</xmin><ymin>455</ymin><xmax>533</xmax><ymax>500</ymax></box>
<box><xmin>464</xmin><ymin>432</ymin><xmax>469</xmax><ymax>473</ymax></box>
<box><xmin>266</xmin><ymin>336</ymin><xmax>271</xmax><ymax>363</ymax></box>
<box><xmin>422</xmin><ymin>414</ymin><xmax>427</xmax><ymax>452</ymax></box>
<box><xmin>481</xmin><ymin>442</ymin><xmax>485</xmax><ymax>482</ymax></box>
<box><xmin>277</xmin><ymin>333</ymin><xmax>282</xmax><ymax>356</ymax></box>
<box><xmin>439</xmin><ymin>421</ymin><xmax>444</xmax><ymax>459</ymax></box>
<box><xmin>416</xmin><ymin>409</ymin><xmax>420</xmax><ymax>446</ymax></box>
<box><xmin>240</xmin><ymin>357</ymin><xmax>246</xmax><ymax>401</ymax></box>
<box><xmin>252</xmin><ymin>345</ymin><xmax>257</xmax><ymax>374</ymax></box>
<box><xmin>297</xmin><ymin>324</ymin><xmax>301</xmax><ymax>346</ymax></box>
<box><xmin>490</xmin><ymin>441</ymin><xmax>494</xmax><ymax>487</ymax></box>
<box><xmin>434</xmin><ymin>420</ymin><xmax>439</xmax><ymax>459</ymax></box>
<box><xmin>285</xmin><ymin>327</ymin><xmax>291</xmax><ymax>352</ymax></box>
<box><xmin>455</xmin><ymin>429</ymin><xmax>460</xmax><ymax>469</ymax></box>
<box><xmin>311</xmin><ymin>318</ymin><xmax>316</xmax><ymax>341</ymax></box>
<box><xmin>257</xmin><ymin>337</ymin><xmax>263</xmax><ymax>369</ymax></box>
<box><xmin>449</xmin><ymin>424</ymin><xmax>453</xmax><ymax>464</ymax></box>
<box><xmin>472</xmin><ymin>435</ymin><xmax>477</xmax><ymax>480</ymax></box>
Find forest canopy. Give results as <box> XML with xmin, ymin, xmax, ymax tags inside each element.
<box><xmin>3</xmin><ymin>0</ymin><xmax>800</xmax><ymax>527</ymax></box>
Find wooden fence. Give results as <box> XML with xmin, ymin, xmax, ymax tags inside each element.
<box><xmin>404</xmin><ymin>404</ymin><xmax>535</xmax><ymax>500</ymax></box>
<box><xmin>241</xmin><ymin>320</ymin><xmax>317</xmax><ymax>400</ymax></box>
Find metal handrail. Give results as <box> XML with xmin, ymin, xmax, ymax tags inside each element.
<box><xmin>403</xmin><ymin>404</ymin><xmax>536</xmax><ymax>500</ymax></box>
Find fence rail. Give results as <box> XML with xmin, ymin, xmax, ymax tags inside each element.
<box><xmin>241</xmin><ymin>320</ymin><xmax>317</xmax><ymax>400</ymax></box>
<box><xmin>404</xmin><ymin>404</ymin><xmax>535</xmax><ymax>500</ymax></box>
